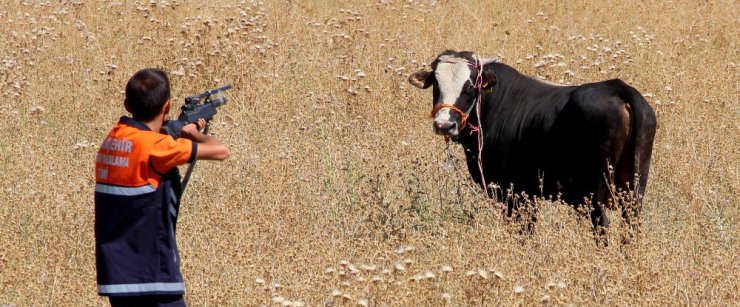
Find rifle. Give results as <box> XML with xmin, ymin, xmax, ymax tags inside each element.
<box><xmin>162</xmin><ymin>85</ymin><xmax>232</xmax><ymax>138</ymax></box>
<box><xmin>162</xmin><ymin>85</ymin><xmax>232</xmax><ymax>192</ymax></box>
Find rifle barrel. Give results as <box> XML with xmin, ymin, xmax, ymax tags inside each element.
<box><xmin>196</xmin><ymin>84</ymin><xmax>233</xmax><ymax>99</ymax></box>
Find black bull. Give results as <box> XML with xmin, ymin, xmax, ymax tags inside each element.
<box><xmin>409</xmin><ymin>50</ymin><xmax>656</xmax><ymax>237</ymax></box>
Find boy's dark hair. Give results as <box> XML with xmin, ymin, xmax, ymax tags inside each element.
<box><xmin>125</xmin><ymin>68</ymin><xmax>171</xmax><ymax>121</ymax></box>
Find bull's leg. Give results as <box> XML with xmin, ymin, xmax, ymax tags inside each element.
<box><xmin>591</xmin><ymin>177</ymin><xmax>611</xmax><ymax>246</ymax></box>
<box><xmin>615</xmin><ymin>165</ymin><xmax>640</xmax><ymax>243</ymax></box>
<box><xmin>559</xmin><ymin>182</ymin><xmax>609</xmax><ymax>246</ymax></box>
<box><xmin>522</xmin><ymin>198</ymin><xmax>538</xmax><ymax>236</ymax></box>
<box><xmin>615</xmin><ymin>163</ymin><xmax>648</xmax><ymax>244</ymax></box>
<box><xmin>561</xmin><ymin>172</ymin><xmax>611</xmax><ymax>246</ymax></box>
<box><xmin>572</xmin><ymin>157</ymin><xmax>613</xmax><ymax>246</ymax></box>
<box><xmin>614</xmin><ymin>140</ymin><xmax>652</xmax><ymax>244</ymax></box>
<box><xmin>504</xmin><ymin>183</ymin><xmax>539</xmax><ymax>236</ymax></box>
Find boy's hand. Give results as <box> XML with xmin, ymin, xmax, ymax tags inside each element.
<box><xmin>180</xmin><ymin>118</ymin><xmax>207</xmax><ymax>140</ymax></box>
<box><xmin>179</xmin><ymin>118</ymin><xmax>230</xmax><ymax>160</ymax></box>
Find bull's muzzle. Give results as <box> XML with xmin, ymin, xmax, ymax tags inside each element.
<box><xmin>433</xmin><ymin>119</ymin><xmax>459</xmax><ymax>137</ymax></box>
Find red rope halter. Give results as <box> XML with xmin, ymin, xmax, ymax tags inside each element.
<box><xmin>430</xmin><ymin>103</ymin><xmax>471</xmax><ymax>128</ymax></box>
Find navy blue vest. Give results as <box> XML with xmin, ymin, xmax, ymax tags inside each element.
<box><xmin>95</xmin><ymin>117</ymin><xmax>191</xmax><ymax>296</ymax></box>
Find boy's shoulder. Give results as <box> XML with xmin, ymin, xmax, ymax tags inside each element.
<box><xmin>107</xmin><ymin>117</ymin><xmax>162</xmax><ymax>141</ymax></box>
<box><xmin>105</xmin><ymin>116</ymin><xmax>186</xmax><ymax>152</ymax></box>
<box><xmin>101</xmin><ymin>117</ymin><xmax>194</xmax><ymax>176</ymax></box>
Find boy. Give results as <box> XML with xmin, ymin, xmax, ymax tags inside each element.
<box><xmin>94</xmin><ymin>68</ymin><xmax>230</xmax><ymax>306</ymax></box>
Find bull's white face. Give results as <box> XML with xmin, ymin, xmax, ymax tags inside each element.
<box><xmin>433</xmin><ymin>55</ymin><xmax>474</xmax><ymax>137</ymax></box>
<box><xmin>408</xmin><ymin>51</ymin><xmax>496</xmax><ymax>140</ymax></box>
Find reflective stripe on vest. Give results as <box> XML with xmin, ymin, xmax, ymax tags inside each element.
<box><xmin>98</xmin><ymin>282</ymin><xmax>185</xmax><ymax>294</ymax></box>
<box><xmin>95</xmin><ymin>183</ymin><xmax>155</xmax><ymax>196</ymax></box>
<box><xmin>168</xmin><ymin>187</ymin><xmax>178</xmax><ymax>218</ymax></box>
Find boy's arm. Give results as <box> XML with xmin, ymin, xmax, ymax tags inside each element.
<box><xmin>181</xmin><ymin>119</ymin><xmax>231</xmax><ymax>161</ymax></box>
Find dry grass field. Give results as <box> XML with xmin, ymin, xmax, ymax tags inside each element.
<box><xmin>1</xmin><ymin>0</ymin><xmax>738</xmax><ymax>306</ymax></box>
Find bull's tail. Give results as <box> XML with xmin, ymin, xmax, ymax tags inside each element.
<box><xmin>620</xmin><ymin>83</ymin><xmax>657</xmax><ymax>221</ymax></box>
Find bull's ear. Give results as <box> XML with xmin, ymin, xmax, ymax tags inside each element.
<box><xmin>408</xmin><ymin>70</ymin><xmax>433</xmax><ymax>89</ymax></box>
<box><xmin>482</xmin><ymin>69</ymin><xmax>496</xmax><ymax>90</ymax></box>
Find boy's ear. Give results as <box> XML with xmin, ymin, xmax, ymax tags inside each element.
<box><xmin>124</xmin><ymin>99</ymin><xmax>132</xmax><ymax>114</ymax></box>
<box><xmin>163</xmin><ymin>100</ymin><xmax>171</xmax><ymax>115</ymax></box>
